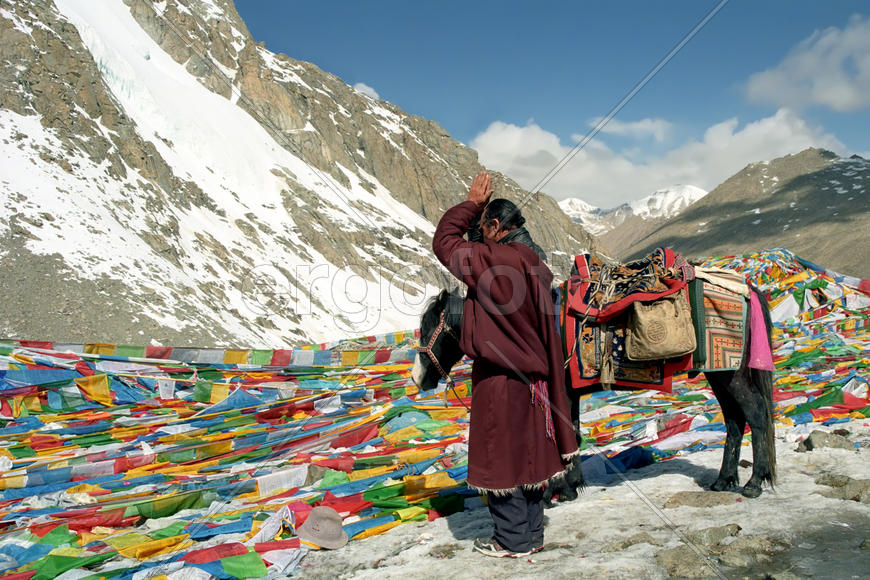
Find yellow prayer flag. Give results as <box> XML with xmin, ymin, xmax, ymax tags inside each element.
<box><xmin>0</xmin><ymin>475</ymin><xmax>27</xmax><ymax>490</ymax></box>
<box><xmin>425</xmin><ymin>408</ymin><xmax>467</xmax><ymax>421</ymax></box>
<box><xmin>383</xmin><ymin>425</ymin><xmax>424</xmax><ymax>444</ymax></box>
<box><xmin>117</xmin><ymin>534</ymin><xmax>193</xmax><ymax>560</ymax></box>
<box><xmin>224</xmin><ymin>349</ymin><xmax>250</xmax><ymax>365</ymax></box>
<box><xmin>209</xmin><ymin>382</ymin><xmax>230</xmax><ymax>404</ymax></box>
<box><xmin>348</xmin><ymin>465</ymin><xmax>396</xmax><ymax>481</ymax></box>
<box><xmin>67</xmin><ymin>483</ymin><xmax>105</xmax><ymax>494</ymax></box>
<box><xmin>159</xmin><ymin>460</ymin><xmax>220</xmax><ymax>476</ymax></box>
<box><xmin>49</xmin><ymin>546</ymin><xmax>83</xmax><ymax>557</ymax></box>
<box><xmin>23</xmin><ymin>394</ymin><xmax>42</xmax><ymax>412</ymax></box>
<box><xmin>74</xmin><ymin>374</ymin><xmax>113</xmax><ymax>406</ymax></box>
<box><xmin>85</xmin><ymin>343</ymin><xmax>116</xmax><ymax>355</ymax></box>
<box><xmin>403</xmin><ymin>472</ymin><xmax>457</xmax><ymax>494</ymax></box>
<box><xmin>105</xmin><ymin>532</ymin><xmax>152</xmax><ymax>549</ymax></box>
<box><xmin>394</xmin><ymin>448</ymin><xmax>441</xmax><ymax>464</ymax></box>
<box><xmin>195</xmin><ymin>440</ymin><xmax>233</xmax><ymax>459</ymax></box>
<box><xmin>444</xmin><ymin>383</ymin><xmax>469</xmax><ymax>398</ymax></box>
<box><xmin>428</xmin><ymin>423</ymin><xmax>465</xmax><ymax>437</ymax></box>
<box><xmin>779</xmin><ymin>271</ymin><xmax>811</xmax><ymax>287</ymax></box>
<box><xmin>353</xmin><ymin>520</ymin><xmax>401</xmax><ymax>539</ymax></box>
<box><xmin>341</xmin><ymin>350</ymin><xmax>361</xmax><ymax>367</ymax></box>
<box><xmin>395</xmin><ymin>506</ymin><xmax>427</xmax><ymax>521</ymax></box>
<box><xmin>79</xmin><ymin>530</ymin><xmax>114</xmax><ymax>545</ymax></box>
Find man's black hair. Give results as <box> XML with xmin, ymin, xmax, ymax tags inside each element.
<box><xmin>483</xmin><ymin>198</ymin><xmax>525</xmax><ymax>231</ymax></box>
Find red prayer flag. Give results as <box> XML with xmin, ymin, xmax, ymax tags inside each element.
<box><xmin>145</xmin><ymin>346</ymin><xmax>173</xmax><ymax>359</ymax></box>
<box><xmin>181</xmin><ymin>542</ymin><xmax>248</xmax><ymax>564</ymax></box>
<box><xmin>270</xmin><ymin>349</ymin><xmax>293</xmax><ymax>366</ymax></box>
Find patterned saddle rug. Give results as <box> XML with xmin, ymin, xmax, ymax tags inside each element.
<box><xmin>557</xmin><ymin>251</ymin><xmax>749</xmax><ymax>393</ymax></box>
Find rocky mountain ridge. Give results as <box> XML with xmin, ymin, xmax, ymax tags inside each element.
<box><xmin>0</xmin><ymin>0</ymin><xmax>597</xmax><ymax>347</ymax></box>
<box><xmin>606</xmin><ymin>148</ymin><xmax>870</xmax><ymax>280</ymax></box>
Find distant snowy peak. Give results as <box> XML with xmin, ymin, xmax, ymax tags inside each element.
<box><xmin>559</xmin><ymin>184</ymin><xmax>707</xmax><ymax>236</ymax></box>
<box><xmin>558</xmin><ymin>197</ymin><xmax>599</xmax><ymax>216</ymax></box>
<box><xmin>558</xmin><ymin>198</ymin><xmax>608</xmax><ymax>235</ymax></box>
<box><xmin>629</xmin><ymin>185</ymin><xmax>707</xmax><ymax>220</ymax></box>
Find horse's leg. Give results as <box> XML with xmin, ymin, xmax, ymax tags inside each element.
<box><xmin>737</xmin><ymin>285</ymin><xmax>777</xmax><ymax>497</ymax></box>
<box><xmin>730</xmin><ymin>368</ymin><xmax>776</xmax><ymax>498</ymax></box>
<box><xmin>707</xmin><ymin>370</ymin><xmax>744</xmax><ymax>493</ymax></box>
<box><xmin>709</xmin><ymin>369</ymin><xmax>775</xmax><ymax>497</ymax></box>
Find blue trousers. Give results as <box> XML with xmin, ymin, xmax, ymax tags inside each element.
<box><xmin>487</xmin><ymin>487</ymin><xmax>544</xmax><ymax>552</ymax></box>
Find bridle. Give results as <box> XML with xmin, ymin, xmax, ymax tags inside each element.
<box><xmin>416</xmin><ymin>309</ymin><xmax>458</xmax><ymax>389</ymax></box>
<box><xmin>416</xmin><ymin>307</ymin><xmax>470</xmax><ymax>409</ymax></box>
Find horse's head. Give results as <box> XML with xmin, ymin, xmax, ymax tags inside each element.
<box><xmin>412</xmin><ymin>289</ymin><xmax>465</xmax><ymax>391</ymax></box>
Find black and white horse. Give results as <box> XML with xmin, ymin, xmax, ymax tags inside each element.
<box><xmin>412</xmin><ymin>285</ymin><xmax>776</xmax><ymax>499</ymax></box>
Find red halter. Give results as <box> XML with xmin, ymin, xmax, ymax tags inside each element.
<box><xmin>416</xmin><ymin>309</ymin><xmax>456</xmax><ymax>389</ymax></box>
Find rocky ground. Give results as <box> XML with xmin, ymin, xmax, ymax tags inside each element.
<box><xmin>299</xmin><ymin>420</ymin><xmax>870</xmax><ymax>579</ymax></box>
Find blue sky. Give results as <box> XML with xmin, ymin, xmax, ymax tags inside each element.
<box><xmin>235</xmin><ymin>1</ymin><xmax>870</xmax><ymax>208</ymax></box>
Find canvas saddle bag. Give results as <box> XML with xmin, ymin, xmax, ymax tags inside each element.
<box><xmin>625</xmin><ymin>290</ymin><xmax>696</xmax><ymax>361</ymax></box>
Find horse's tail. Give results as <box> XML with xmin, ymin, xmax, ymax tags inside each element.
<box><xmin>749</xmin><ymin>284</ymin><xmax>777</xmax><ymax>485</ymax></box>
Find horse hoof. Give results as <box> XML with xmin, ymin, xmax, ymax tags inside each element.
<box><xmin>710</xmin><ymin>479</ymin><xmax>739</xmax><ymax>492</ymax></box>
<box><xmin>741</xmin><ymin>484</ymin><xmax>762</xmax><ymax>498</ymax></box>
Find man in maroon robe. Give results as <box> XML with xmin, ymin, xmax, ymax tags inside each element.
<box><xmin>433</xmin><ymin>170</ymin><xmax>579</xmax><ymax>557</ymax></box>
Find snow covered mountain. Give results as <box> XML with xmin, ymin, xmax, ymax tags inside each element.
<box><xmin>628</xmin><ymin>185</ymin><xmax>708</xmax><ymax>220</ymax></box>
<box><xmin>0</xmin><ymin>0</ymin><xmax>596</xmax><ymax>347</ymax></box>
<box><xmin>559</xmin><ymin>184</ymin><xmax>707</xmax><ymax>235</ymax></box>
<box><xmin>605</xmin><ymin>149</ymin><xmax>870</xmax><ymax>280</ymax></box>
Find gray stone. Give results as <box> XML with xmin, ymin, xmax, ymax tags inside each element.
<box><xmin>600</xmin><ymin>532</ymin><xmax>663</xmax><ymax>552</ymax></box>
<box><xmin>683</xmin><ymin>523</ymin><xmax>742</xmax><ymax>547</ymax></box>
<box><xmin>797</xmin><ymin>430</ymin><xmax>855</xmax><ymax>452</ymax></box>
<box><xmin>655</xmin><ymin>545</ymin><xmax>724</xmax><ymax>578</ymax></box>
<box><xmin>815</xmin><ymin>472</ymin><xmax>852</xmax><ymax>487</ymax></box>
<box><xmin>663</xmin><ymin>490</ymin><xmax>742</xmax><ymax>508</ymax></box>
<box><xmin>819</xmin><ymin>477</ymin><xmax>870</xmax><ymax>502</ymax></box>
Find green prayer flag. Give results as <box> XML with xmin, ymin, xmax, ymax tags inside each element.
<box><xmin>371</xmin><ymin>497</ymin><xmax>410</xmax><ymax>509</ymax></box>
<box><xmin>319</xmin><ymin>468</ymin><xmax>350</xmax><ymax>488</ymax></box>
<box><xmin>132</xmin><ymin>491</ymin><xmax>205</xmax><ymax>519</ymax></box>
<box><xmin>382</xmin><ymin>405</ymin><xmax>422</xmax><ymax>422</ymax></box>
<box><xmin>9</xmin><ymin>445</ymin><xmax>37</xmax><ymax>458</ymax></box>
<box><xmin>250</xmin><ymin>349</ymin><xmax>273</xmax><ymax>366</ymax></box>
<box><xmin>363</xmin><ymin>482</ymin><xmax>405</xmax><ymax>502</ymax></box>
<box><xmin>37</xmin><ymin>524</ymin><xmax>76</xmax><ymax>545</ymax></box>
<box><xmin>115</xmin><ymin>344</ymin><xmax>146</xmax><ymax>358</ymax></box>
<box><xmin>150</xmin><ymin>520</ymin><xmax>188</xmax><ymax>539</ymax></box>
<box><xmin>787</xmin><ymin>388</ymin><xmax>845</xmax><ymax>416</ymax></box>
<box><xmin>220</xmin><ymin>550</ymin><xmax>268</xmax><ymax>578</ymax></box>
<box><xmin>193</xmin><ymin>380</ymin><xmax>213</xmax><ymax>402</ymax></box>
<box><xmin>29</xmin><ymin>552</ymin><xmax>115</xmax><ymax>580</ymax></box>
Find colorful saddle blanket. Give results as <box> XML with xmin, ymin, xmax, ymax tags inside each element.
<box><xmin>557</xmin><ymin>274</ymin><xmax>749</xmax><ymax>393</ymax></box>
<box><xmin>565</xmin><ymin>247</ymin><xmax>686</xmax><ymax>323</ymax></box>
<box><xmin>689</xmin><ymin>279</ymin><xmax>747</xmax><ymax>372</ymax></box>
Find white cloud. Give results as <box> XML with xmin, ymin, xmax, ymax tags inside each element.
<box><xmin>353</xmin><ymin>82</ymin><xmax>380</xmax><ymax>100</ymax></box>
<box><xmin>591</xmin><ymin>117</ymin><xmax>672</xmax><ymax>142</ymax></box>
<box><xmin>470</xmin><ymin>110</ymin><xmax>844</xmax><ymax>208</ymax></box>
<box><xmin>744</xmin><ymin>15</ymin><xmax>870</xmax><ymax>112</ymax></box>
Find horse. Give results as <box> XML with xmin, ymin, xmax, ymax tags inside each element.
<box><xmin>411</xmin><ymin>278</ymin><xmax>776</xmax><ymax>500</ymax></box>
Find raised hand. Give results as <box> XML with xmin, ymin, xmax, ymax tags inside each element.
<box><xmin>467</xmin><ymin>170</ymin><xmax>493</xmax><ymax>208</ymax></box>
